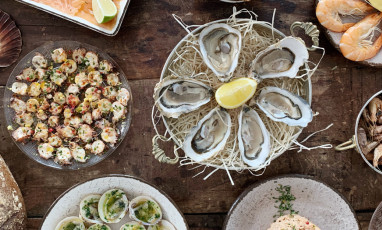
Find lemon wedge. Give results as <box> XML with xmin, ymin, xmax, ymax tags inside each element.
<box><xmin>215</xmin><ymin>78</ymin><xmax>258</xmax><ymax>109</ymax></box>
<box><xmin>368</xmin><ymin>0</ymin><xmax>382</xmax><ymax>12</ymax></box>
<box><xmin>92</xmin><ymin>0</ymin><xmax>118</xmax><ymax>24</ymax></box>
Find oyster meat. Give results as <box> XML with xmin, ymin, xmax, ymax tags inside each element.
<box><xmin>257</xmin><ymin>87</ymin><xmax>313</xmax><ymax>127</ymax></box>
<box><xmin>238</xmin><ymin>106</ymin><xmax>271</xmax><ymax>167</ymax></box>
<box><xmin>55</xmin><ymin>216</ymin><xmax>85</xmax><ymax>230</ymax></box>
<box><xmin>154</xmin><ymin>77</ymin><xmax>212</xmax><ymax>118</ymax></box>
<box><xmin>199</xmin><ymin>23</ymin><xmax>242</xmax><ymax>81</ymax></box>
<box><xmin>249</xmin><ymin>37</ymin><xmax>309</xmax><ymax>79</ymax></box>
<box><xmin>183</xmin><ymin>107</ymin><xmax>231</xmax><ymax>162</ymax></box>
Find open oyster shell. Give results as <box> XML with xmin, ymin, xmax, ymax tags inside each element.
<box><xmin>154</xmin><ymin>77</ymin><xmax>213</xmax><ymax>118</ymax></box>
<box><xmin>199</xmin><ymin>23</ymin><xmax>242</xmax><ymax>82</ymax></box>
<box><xmin>98</xmin><ymin>189</ymin><xmax>129</xmax><ymax>223</ymax></box>
<box><xmin>55</xmin><ymin>216</ymin><xmax>85</xmax><ymax>230</ymax></box>
<box><xmin>183</xmin><ymin>106</ymin><xmax>231</xmax><ymax>162</ymax></box>
<box><xmin>256</xmin><ymin>86</ymin><xmax>313</xmax><ymax>127</ymax></box>
<box><xmin>147</xmin><ymin>220</ymin><xmax>176</xmax><ymax>230</ymax></box>
<box><xmin>79</xmin><ymin>194</ymin><xmax>103</xmax><ymax>225</ymax></box>
<box><xmin>0</xmin><ymin>10</ymin><xmax>22</xmax><ymax>67</ymax></box>
<box><xmin>238</xmin><ymin>106</ymin><xmax>271</xmax><ymax>168</ymax></box>
<box><xmin>249</xmin><ymin>37</ymin><xmax>308</xmax><ymax>79</ymax></box>
<box><xmin>129</xmin><ymin>196</ymin><xmax>162</xmax><ymax>225</ymax></box>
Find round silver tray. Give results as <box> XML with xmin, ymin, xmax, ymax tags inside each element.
<box><xmin>4</xmin><ymin>40</ymin><xmax>132</xmax><ymax>170</ymax></box>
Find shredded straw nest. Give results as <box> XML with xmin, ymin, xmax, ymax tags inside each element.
<box><xmin>152</xmin><ymin>9</ymin><xmax>321</xmax><ymax>181</ymax></box>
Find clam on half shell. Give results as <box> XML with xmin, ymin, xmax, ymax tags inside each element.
<box><xmin>88</xmin><ymin>223</ymin><xmax>111</xmax><ymax>230</ymax></box>
<box><xmin>238</xmin><ymin>106</ymin><xmax>271</xmax><ymax>168</ymax></box>
<box><xmin>256</xmin><ymin>87</ymin><xmax>313</xmax><ymax>127</ymax></box>
<box><xmin>129</xmin><ymin>196</ymin><xmax>162</xmax><ymax>225</ymax></box>
<box><xmin>55</xmin><ymin>216</ymin><xmax>85</xmax><ymax>230</ymax></box>
<box><xmin>0</xmin><ymin>9</ymin><xmax>22</xmax><ymax>67</ymax></box>
<box><xmin>183</xmin><ymin>106</ymin><xmax>231</xmax><ymax>162</ymax></box>
<box><xmin>249</xmin><ymin>37</ymin><xmax>309</xmax><ymax>79</ymax></box>
<box><xmin>79</xmin><ymin>194</ymin><xmax>103</xmax><ymax>225</ymax></box>
<box><xmin>199</xmin><ymin>23</ymin><xmax>242</xmax><ymax>82</ymax></box>
<box><xmin>148</xmin><ymin>220</ymin><xmax>176</xmax><ymax>230</ymax></box>
<box><xmin>153</xmin><ymin>77</ymin><xmax>213</xmax><ymax>118</ymax></box>
<box><xmin>98</xmin><ymin>189</ymin><xmax>129</xmax><ymax>223</ymax></box>
<box><xmin>120</xmin><ymin>221</ymin><xmax>146</xmax><ymax>230</ymax></box>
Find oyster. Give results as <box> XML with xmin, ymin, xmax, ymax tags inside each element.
<box><xmin>79</xmin><ymin>194</ymin><xmax>102</xmax><ymax>225</ymax></box>
<box><xmin>238</xmin><ymin>106</ymin><xmax>271</xmax><ymax>168</ymax></box>
<box><xmin>249</xmin><ymin>37</ymin><xmax>309</xmax><ymax>79</ymax></box>
<box><xmin>98</xmin><ymin>189</ymin><xmax>129</xmax><ymax>223</ymax></box>
<box><xmin>199</xmin><ymin>23</ymin><xmax>242</xmax><ymax>81</ymax></box>
<box><xmin>55</xmin><ymin>216</ymin><xmax>85</xmax><ymax>230</ymax></box>
<box><xmin>148</xmin><ymin>220</ymin><xmax>176</xmax><ymax>230</ymax></box>
<box><xmin>154</xmin><ymin>77</ymin><xmax>212</xmax><ymax>118</ymax></box>
<box><xmin>257</xmin><ymin>87</ymin><xmax>313</xmax><ymax>127</ymax></box>
<box><xmin>0</xmin><ymin>10</ymin><xmax>22</xmax><ymax>67</ymax></box>
<box><xmin>129</xmin><ymin>196</ymin><xmax>162</xmax><ymax>225</ymax></box>
<box><xmin>183</xmin><ymin>107</ymin><xmax>231</xmax><ymax>162</ymax></box>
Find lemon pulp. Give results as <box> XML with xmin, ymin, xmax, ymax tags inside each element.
<box><xmin>215</xmin><ymin>78</ymin><xmax>258</xmax><ymax>109</ymax></box>
<box><xmin>92</xmin><ymin>0</ymin><xmax>118</xmax><ymax>24</ymax></box>
<box><xmin>368</xmin><ymin>0</ymin><xmax>382</xmax><ymax>12</ymax></box>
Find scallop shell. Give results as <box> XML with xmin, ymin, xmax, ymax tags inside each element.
<box><xmin>0</xmin><ymin>9</ymin><xmax>22</xmax><ymax>67</ymax></box>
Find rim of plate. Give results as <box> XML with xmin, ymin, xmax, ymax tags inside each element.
<box><xmin>40</xmin><ymin>174</ymin><xmax>189</xmax><ymax>230</ymax></box>
<box><xmin>159</xmin><ymin>18</ymin><xmax>313</xmax><ymax>170</ymax></box>
<box><xmin>4</xmin><ymin>40</ymin><xmax>133</xmax><ymax>170</ymax></box>
<box><xmin>222</xmin><ymin>174</ymin><xmax>360</xmax><ymax>229</ymax></box>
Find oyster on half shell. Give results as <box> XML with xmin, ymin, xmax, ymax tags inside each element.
<box><xmin>256</xmin><ymin>87</ymin><xmax>313</xmax><ymax>127</ymax></box>
<box><xmin>183</xmin><ymin>107</ymin><xmax>231</xmax><ymax>162</ymax></box>
<box><xmin>154</xmin><ymin>77</ymin><xmax>213</xmax><ymax>118</ymax></box>
<box><xmin>249</xmin><ymin>37</ymin><xmax>308</xmax><ymax>79</ymax></box>
<box><xmin>238</xmin><ymin>106</ymin><xmax>271</xmax><ymax>168</ymax></box>
<box><xmin>199</xmin><ymin>23</ymin><xmax>242</xmax><ymax>82</ymax></box>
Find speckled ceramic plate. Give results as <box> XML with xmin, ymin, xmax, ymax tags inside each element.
<box><xmin>223</xmin><ymin>175</ymin><xmax>359</xmax><ymax>230</ymax></box>
<box><xmin>316</xmin><ymin>0</ymin><xmax>382</xmax><ymax>67</ymax></box>
<box><xmin>40</xmin><ymin>174</ymin><xmax>189</xmax><ymax>230</ymax></box>
<box><xmin>369</xmin><ymin>201</ymin><xmax>382</xmax><ymax>230</ymax></box>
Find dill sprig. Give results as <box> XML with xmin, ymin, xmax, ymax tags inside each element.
<box><xmin>273</xmin><ymin>184</ymin><xmax>299</xmax><ymax>218</ymax></box>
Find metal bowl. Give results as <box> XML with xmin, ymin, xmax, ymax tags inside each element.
<box><xmin>4</xmin><ymin>40</ymin><xmax>133</xmax><ymax>170</ymax></box>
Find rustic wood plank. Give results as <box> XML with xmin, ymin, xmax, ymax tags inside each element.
<box><xmin>1</xmin><ymin>0</ymin><xmax>382</xmax><ymax>229</ymax></box>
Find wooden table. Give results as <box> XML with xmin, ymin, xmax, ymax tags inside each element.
<box><xmin>0</xmin><ymin>0</ymin><xmax>381</xmax><ymax>229</ymax></box>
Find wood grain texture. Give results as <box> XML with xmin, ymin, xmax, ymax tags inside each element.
<box><xmin>1</xmin><ymin>0</ymin><xmax>382</xmax><ymax>229</ymax></box>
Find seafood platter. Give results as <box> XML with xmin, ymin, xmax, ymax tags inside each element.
<box><xmin>41</xmin><ymin>175</ymin><xmax>188</xmax><ymax>230</ymax></box>
<box><xmin>337</xmin><ymin>90</ymin><xmax>382</xmax><ymax>175</ymax></box>
<box><xmin>316</xmin><ymin>0</ymin><xmax>382</xmax><ymax>66</ymax></box>
<box><xmin>14</xmin><ymin>0</ymin><xmax>130</xmax><ymax>35</ymax></box>
<box><xmin>152</xmin><ymin>10</ymin><xmax>321</xmax><ymax>177</ymax></box>
<box><xmin>4</xmin><ymin>40</ymin><xmax>132</xmax><ymax>170</ymax></box>
<box><xmin>223</xmin><ymin>175</ymin><xmax>359</xmax><ymax>230</ymax></box>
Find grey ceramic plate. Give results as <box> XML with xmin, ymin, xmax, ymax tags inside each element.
<box><xmin>4</xmin><ymin>40</ymin><xmax>132</xmax><ymax>170</ymax></box>
<box><xmin>223</xmin><ymin>175</ymin><xmax>360</xmax><ymax>230</ymax></box>
<box><xmin>40</xmin><ymin>175</ymin><xmax>189</xmax><ymax>230</ymax></box>
<box><xmin>14</xmin><ymin>0</ymin><xmax>130</xmax><ymax>36</ymax></box>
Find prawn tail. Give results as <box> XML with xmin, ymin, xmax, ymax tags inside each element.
<box><xmin>343</xmin><ymin>23</ymin><xmax>356</xmax><ymax>32</ymax></box>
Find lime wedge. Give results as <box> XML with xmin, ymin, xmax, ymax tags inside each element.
<box><xmin>92</xmin><ymin>0</ymin><xmax>117</xmax><ymax>24</ymax></box>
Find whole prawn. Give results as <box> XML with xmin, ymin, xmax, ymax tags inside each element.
<box><xmin>340</xmin><ymin>13</ymin><xmax>382</xmax><ymax>62</ymax></box>
<box><xmin>316</xmin><ymin>0</ymin><xmax>374</xmax><ymax>32</ymax></box>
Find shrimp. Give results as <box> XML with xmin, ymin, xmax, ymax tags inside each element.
<box><xmin>57</xmin><ymin>125</ymin><xmax>76</xmax><ymax>139</ymax></box>
<box><xmin>48</xmin><ymin>134</ymin><xmax>63</xmax><ymax>147</ymax></box>
<box><xmin>82</xmin><ymin>112</ymin><xmax>93</xmax><ymax>125</ymax></box>
<box><xmin>69</xmin><ymin>142</ymin><xmax>87</xmax><ymax>162</ymax></box>
<box><xmin>66</xmin><ymin>84</ymin><xmax>79</xmax><ymax>95</ymax></box>
<box><xmin>11</xmin><ymin>82</ymin><xmax>28</xmax><ymax>95</ymax></box>
<box><xmin>26</xmin><ymin>98</ymin><xmax>39</xmax><ymax>113</ymax></box>
<box><xmin>37</xmin><ymin>143</ymin><xmax>54</xmax><ymax>159</ymax></box>
<box><xmin>33</xmin><ymin>122</ymin><xmax>49</xmax><ymax>142</ymax></box>
<box><xmin>36</xmin><ymin>109</ymin><xmax>48</xmax><ymax>121</ymax></box>
<box><xmin>50</xmin><ymin>102</ymin><xmax>63</xmax><ymax>115</ymax></box>
<box><xmin>316</xmin><ymin>0</ymin><xmax>374</xmax><ymax>32</ymax></box>
<box><xmin>101</xmin><ymin>127</ymin><xmax>118</xmax><ymax>144</ymax></box>
<box><xmin>60</xmin><ymin>59</ymin><xmax>77</xmax><ymax>74</ymax></box>
<box><xmin>54</xmin><ymin>92</ymin><xmax>66</xmax><ymax>105</ymax></box>
<box><xmin>32</xmin><ymin>53</ymin><xmax>47</xmax><ymax>68</ymax></box>
<box><xmin>91</xmin><ymin>140</ymin><xmax>105</xmax><ymax>155</ymax></box>
<box><xmin>99</xmin><ymin>60</ymin><xmax>113</xmax><ymax>74</ymax></box>
<box><xmin>48</xmin><ymin>116</ymin><xmax>60</xmax><ymax>127</ymax></box>
<box><xmin>14</xmin><ymin>113</ymin><xmax>34</xmax><ymax>127</ymax></box>
<box><xmin>50</xmin><ymin>70</ymin><xmax>67</xmax><ymax>86</ymax></box>
<box><xmin>340</xmin><ymin>13</ymin><xmax>382</xmax><ymax>61</ymax></box>
<box><xmin>107</xmin><ymin>73</ymin><xmax>120</xmax><ymax>86</ymax></box>
<box><xmin>88</xmin><ymin>71</ymin><xmax>103</xmax><ymax>87</ymax></box>
<box><xmin>10</xmin><ymin>97</ymin><xmax>27</xmax><ymax>114</ymax></box>
<box><xmin>78</xmin><ymin>124</ymin><xmax>95</xmax><ymax>143</ymax></box>
<box><xmin>29</xmin><ymin>82</ymin><xmax>41</xmax><ymax>97</ymax></box>
<box><xmin>117</xmin><ymin>88</ymin><xmax>130</xmax><ymax>106</ymax></box>
<box><xmin>72</xmin><ymin>48</ymin><xmax>86</xmax><ymax>64</ymax></box>
<box><xmin>51</xmin><ymin>48</ymin><xmax>67</xmax><ymax>63</ymax></box>
<box><xmin>85</xmin><ymin>51</ymin><xmax>99</xmax><ymax>69</ymax></box>
<box><xmin>97</xmin><ymin>99</ymin><xmax>112</xmax><ymax>114</ymax></box>
<box><xmin>75</xmin><ymin>72</ymin><xmax>89</xmax><ymax>88</ymax></box>
<box><xmin>55</xmin><ymin>147</ymin><xmax>72</xmax><ymax>165</ymax></box>
<box><xmin>67</xmin><ymin>94</ymin><xmax>80</xmax><ymax>108</ymax></box>
<box><xmin>12</xmin><ymin>127</ymin><xmax>33</xmax><ymax>142</ymax></box>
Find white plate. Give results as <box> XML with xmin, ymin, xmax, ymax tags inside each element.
<box><xmin>15</xmin><ymin>0</ymin><xmax>130</xmax><ymax>36</ymax></box>
<box><xmin>223</xmin><ymin>175</ymin><xmax>359</xmax><ymax>230</ymax></box>
<box><xmin>41</xmin><ymin>175</ymin><xmax>189</xmax><ymax>230</ymax></box>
